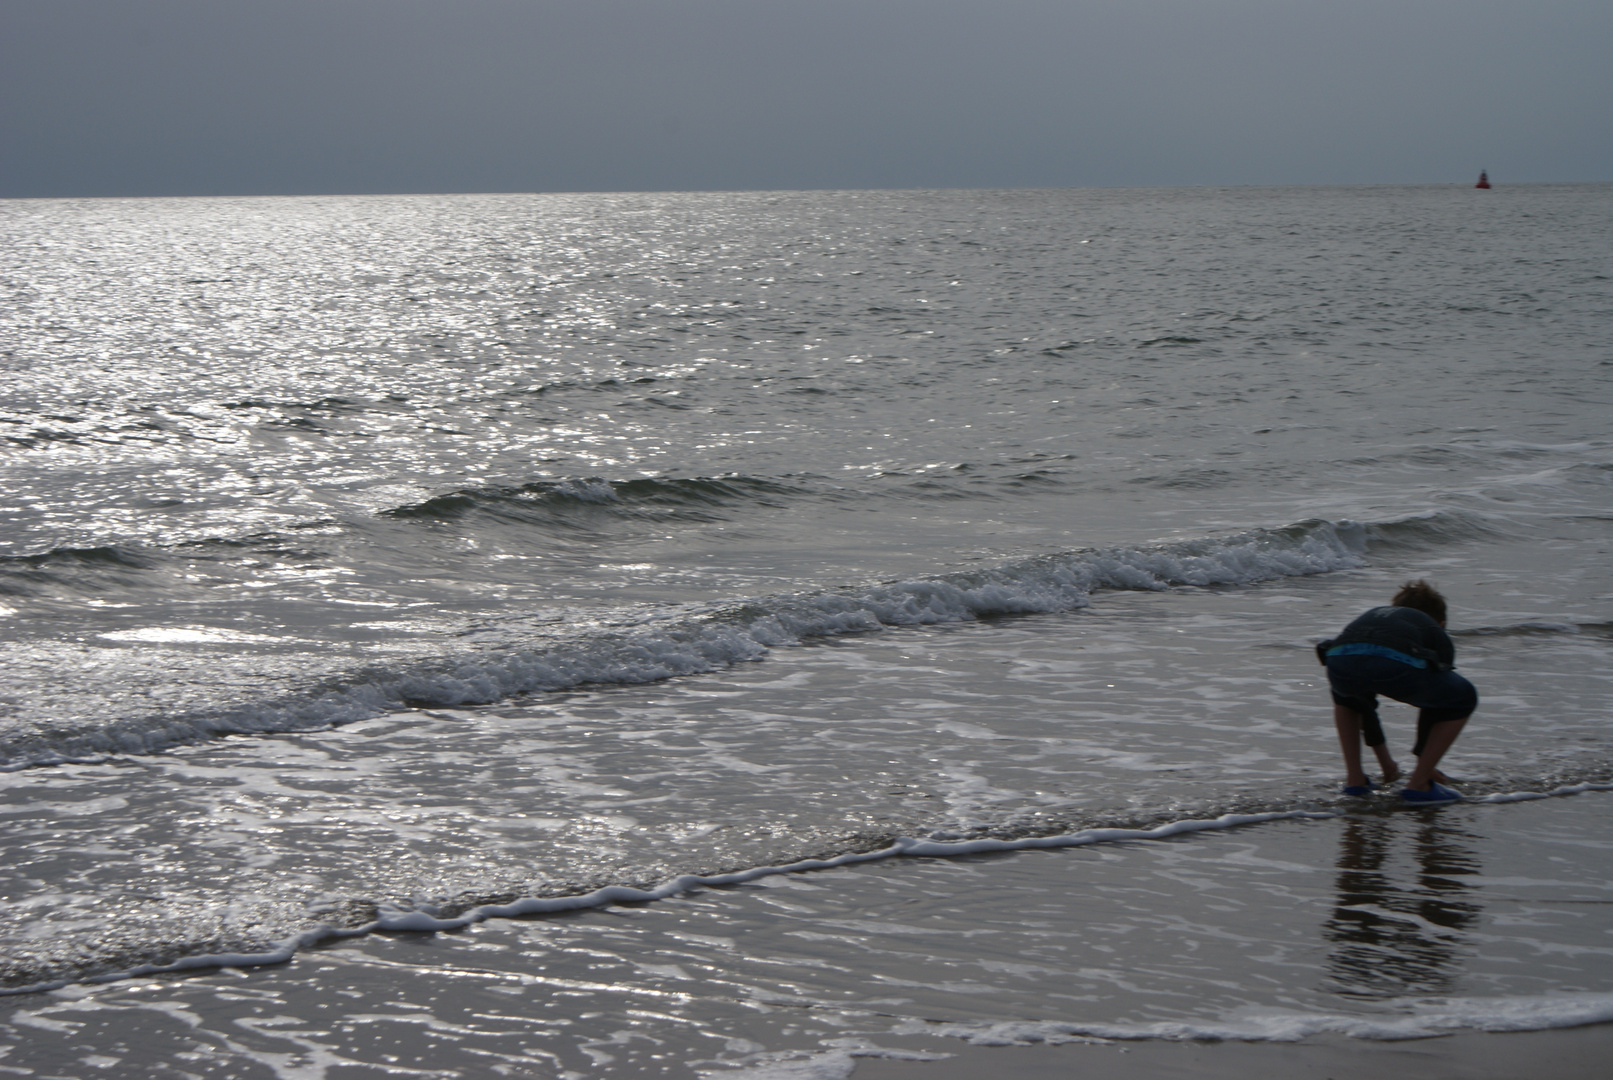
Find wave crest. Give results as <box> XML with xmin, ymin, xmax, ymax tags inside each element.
<box><xmin>0</xmin><ymin>517</ymin><xmax>1371</xmax><ymax>769</ymax></box>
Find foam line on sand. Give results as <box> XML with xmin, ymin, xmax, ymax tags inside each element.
<box><xmin>6</xmin><ymin>782</ymin><xmax>1610</xmax><ymax>998</ymax></box>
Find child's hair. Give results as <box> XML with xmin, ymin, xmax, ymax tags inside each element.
<box><xmin>1391</xmin><ymin>579</ymin><xmax>1447</xmax><ymax>624</ymax></box>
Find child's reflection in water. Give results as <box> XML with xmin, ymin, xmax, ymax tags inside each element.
<box><xmin>1323</xmin><ymin>814</ymin><xmax>1482</xmax><ymax>998</ymax></box>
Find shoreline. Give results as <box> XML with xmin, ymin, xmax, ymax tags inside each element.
<box><xmin>4</xmin><ymin>788</ymin><xmax>1612</xmax><ymax>1076</ymax></box>
<box><xmin>9</xmin><ymin>781</ymin><xmax>1611</xmax><ymax>998</ymax></box>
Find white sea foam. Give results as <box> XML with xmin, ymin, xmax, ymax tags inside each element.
<box><xmin>912</xmin><ymin>991</ymin><xmax>1613</xmax><ymax>1045</ymax></box>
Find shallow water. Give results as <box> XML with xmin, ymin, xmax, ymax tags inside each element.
<box><xmin>3</xmin><ymin>793</ymin><xmax>1611</xmax><ymax>1078</ymax></box>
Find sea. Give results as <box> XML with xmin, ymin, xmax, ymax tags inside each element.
<box><xmin>2</xmin><ymin>184</ymin><xmax>1611</xmax><ymax>1078</ymax></box>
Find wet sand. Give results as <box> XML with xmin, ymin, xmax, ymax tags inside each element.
<box><xmin>855</xmin><ymin>1024</ymin><xmax>1613</xmax><ymax>1080</ymax></box>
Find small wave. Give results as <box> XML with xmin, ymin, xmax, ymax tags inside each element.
<box><xmin>0</xmin><ymin>545</ymin><xmax>155</xmax><ymax>595</ymax></box>
<box><xmin>0</xmin><ymin>516</ymin><xmax>1370</xmax><ymax>769</ymax></box>
<box><xmin>0</xmin><ymin>545</ymin><xmax>152</xmax><ymax>570</ymax></box>
<box><xmin>381</xmin><ymin>474</ymin><xmax>802</xmax><ymax>524</ymax></box>
<box><xmin>1360</xmin><ymin>509</ymin><xmax>1503</xmax><ymax>549</ymax></box>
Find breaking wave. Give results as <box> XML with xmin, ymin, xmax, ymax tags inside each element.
<box><xmin>0</xmin><ymin>515</ymin><xmax>1377</xmax><ymax>769</ymax></box>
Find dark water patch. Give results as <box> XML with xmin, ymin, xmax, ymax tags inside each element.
<box><xmin>0</xmin><ymin>545</ymin><xmax>157</xmax><ymax>595</ymax></box>
<box><xmin>219</xmin><ymin>396</ymin><xmax>361</xmax><ymax>413</ymax></box>
<box><xmin>1006</xmin><ymin>452</ymin><xmax>1079</xmax><ymax>464</ymax></box>
<box><xmin>899</xmin><ymin>479</ymin><xmax>977</xmax><ymax>500</ymax></box>
<box><xmin>1003</xmin><ymin>469</ymin><xmax>1065</xmax><ymax>488</ymax></box>
<box><xmin>261</xmin><ymin>415</ymin><xmax>330</xmax><ymax>433</ymax></box>
<box><xmin>1127</xmin><ymin>468</ymin><xmax>1236</xmax><ymax>490</ymax></box>
<box><xmin>382</xmin><ymin>474</ymin><xmax>803</xmax><ymax>528</ymax></box>
<box><xmin>3</xmin><ymin>425</ymin><xmax>89</xmax><ymax>449</ymax></box>
<box><xmin>1040</xmin><ymin>340</ymin><xmax>1086</xmax><ymax>355</ymax></box>
<box><xmin>0</xmin><ymin>545</ymin><xmax>152</xmax><ymax>569</ymax></box>
<box><xmin>591</xmin><ymin>376</ymin><xmax>659</xmax><ymax>390</ymax></box>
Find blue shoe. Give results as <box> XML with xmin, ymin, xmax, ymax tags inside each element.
<box><xmin>1401</xmin><ymin>781</ymin><xmax>1462</xmax><ymax>805</ymax></box>
<box><xmin>1342</xmin><ymin>782</ymin><xmax>1376</xmax><ymax>797</ymax></box>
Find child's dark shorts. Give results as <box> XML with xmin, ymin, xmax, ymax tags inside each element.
<box><xmin>1325</xmin><ymin>654</ymin><xmax>1478</xmax><ymax>755</ymax></box>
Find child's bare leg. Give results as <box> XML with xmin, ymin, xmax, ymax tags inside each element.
<box><xmin>1371</xmin><ymin>743</ymin><xmax>1401</xmax><ymax>785</ymax></box>
<box><xmin>1405</xmin><ymin>718</ymin><xmax>1468</xmax><ymax>791</ymax></box>
<box><xmin>1333</xmin><ymin>703</ymin><xmax>1369</xmax><ymax>788</ymax></box>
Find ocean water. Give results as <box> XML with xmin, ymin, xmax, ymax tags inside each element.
<box><xmin>2</xmin><ymin>184</ymin><xmax>1612</xmax><ymax>1076</ymax></box>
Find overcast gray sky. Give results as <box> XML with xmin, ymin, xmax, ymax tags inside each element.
<box><xmin>3</xmin><ymin>0</ymin><xmax>1609</xmax><ymax>198</ymax></box>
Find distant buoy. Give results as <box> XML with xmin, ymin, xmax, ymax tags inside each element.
<box><xmin>1475</xmin><ymin>170</ymin><xmax>1491</xmax><ymax>189</ymax></box>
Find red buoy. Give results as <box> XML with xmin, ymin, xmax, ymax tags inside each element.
<box><xmin>1475</xmin><ymin>170</ymin><xmax>1491</xmax><ymax>189</ymax></box>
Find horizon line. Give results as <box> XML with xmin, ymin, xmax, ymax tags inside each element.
<box><xmin>5</xmin><ymin>178</ymin><xmax>1608</xmax><ymax>203</ymax></box>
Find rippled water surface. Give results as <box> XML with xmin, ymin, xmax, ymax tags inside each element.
<box><xmin>2</xmin><ymin>185</ymin><xmax>1611</xmax><ymax>1074</ymax></box>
